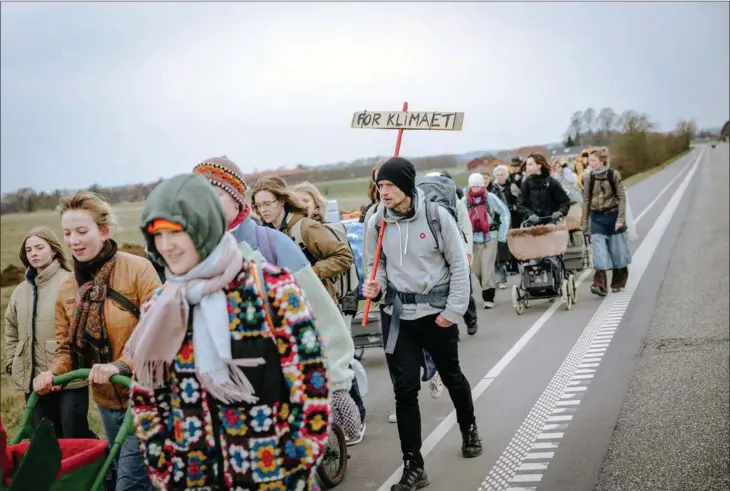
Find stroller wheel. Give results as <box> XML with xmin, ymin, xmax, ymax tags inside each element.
<box><xmin>569</xmin><ymin>274</ymin><xmax>577</xmax><ymax>304</ymax></box>
<box><xmin>512</xmin><ymin>285</ymin><xmax>525</xmax><ymax>315</ymax></box>
<box><xmin>562</xmin><ymin>279</ymin><xmax>573</xmax><ymax>311</ymax></box>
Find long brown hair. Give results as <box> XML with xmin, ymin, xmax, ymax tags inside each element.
<box><xmin>526</xmin><ymin>152</ymin><xmax>551</xmax><ymax>172</ymax></box>
<box><xmin>250</xmin><ymin>177</ymin><xmax>308</xmax><ymax>216</ymax></box>
<box><xmin>19</xmin><ymin>226</ymin><xmax>70</xmax><ymax>271</ymax></box>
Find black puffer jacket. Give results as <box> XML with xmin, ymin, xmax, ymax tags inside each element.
<box><xmin>518</xmin><ymin>169</ymin><xmax>571</xmax><ymax>221</ymax></box>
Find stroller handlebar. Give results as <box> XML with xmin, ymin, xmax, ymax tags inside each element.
<box><xmin>521</xmin><ymin>216</ymin><xmax>559</xmax><ymax>228</ymax></box>
<box><xmin>52</xmin><ymin>368</ymin><xmax>133</xmax><ymax>390</ymax></box>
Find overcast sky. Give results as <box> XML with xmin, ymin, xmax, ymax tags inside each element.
<box><xmin>1</xmin><ymin>2</ymin><xmax>728</xmax><ymax>194</ymax></box>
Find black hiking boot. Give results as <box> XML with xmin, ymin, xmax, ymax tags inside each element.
<box><xmin>391</xmin><ymin>460</ymin><xmax>429</xmax><ymax>491</ymax></box>
<box><xmin>467</xmin><ymin>321</ymin><xmax>478</xmax><ymax>335</ymax></box>
<box><xmin>461</xmin><ymin>423</ymin><xmax>483</xmax><ymax>458</ymax></box>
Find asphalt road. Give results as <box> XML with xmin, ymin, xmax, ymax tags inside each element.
<box><xmin>336</xmin><ymin>143</ymin><xmax>729</xmax><ymax>491</ymax></box>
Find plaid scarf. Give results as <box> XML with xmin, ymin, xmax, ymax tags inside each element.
<box><xmin>70</xmin><ymin>244</ymin><xmax>117</xmax><ymax>369</ymax></box>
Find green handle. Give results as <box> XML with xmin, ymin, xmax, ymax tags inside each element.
<box><xmin>12</xmin><ymin>369</ymin><xmax>133</xmax><ymax>445</ymax></box>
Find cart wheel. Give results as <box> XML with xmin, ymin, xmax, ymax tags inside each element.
<box><xmin>354</xmin><ymin>348</ymin><xmax>364</xmax><ymax>361</ymax></box>
<box><xmin>524</xmin><ymin>298</ymin><xmax>530</xmax><ymax>309</ymax></box>
<box><xmin>512</xmin><ymin>285</ymin><xmax>525</xmax><ymax>315</ymax></box>
<box><xmin>569</xmin><ymin>274</ymin><xmax>577</xmax><ymax>304</ymax></box>
<box><xmin>317</xmin><ymin>422</ymin><xmax>348</xmax><ymax>488</ymax></box>
<box><xmin>562</xmin><ymin>279</ymin><xmax>573</xmax><ymax>311</ymax></box>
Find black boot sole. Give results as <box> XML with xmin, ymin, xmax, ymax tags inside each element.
<box><xmin>467</xmin><ymin>324</ymin><xmax>478</xmax><ymax>335</ymax></box>
<box><xmin>391</xmin><ymin>477</ymin><xmax>430</xmax><ymax>491</ymax></box>
<box><xmin>462</xmin><ymin>447</ymin><xmax>483</xmax><ymax>458</ymax></box>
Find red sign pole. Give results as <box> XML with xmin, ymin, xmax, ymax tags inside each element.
<box><xmin>362</xmin><ymin>101</ymin><xmax>408</xmax><ymax>326</ymax></box>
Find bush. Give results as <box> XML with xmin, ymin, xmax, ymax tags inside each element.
<box><xmin>609</xmin><ymin>125</ymin><xmax>692</xmax><ymax>179</ymax></box>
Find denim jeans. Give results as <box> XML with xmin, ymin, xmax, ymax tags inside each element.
<box><xmin>97</xmin><ymin>406</ymin><xmax>155</xmax><ymax>491</ymax></box>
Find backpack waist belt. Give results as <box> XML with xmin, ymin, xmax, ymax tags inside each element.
<box><xmin>382</xmin><ymin>283</ymin><xmax>449</xmax><ymax>355</ymax></box>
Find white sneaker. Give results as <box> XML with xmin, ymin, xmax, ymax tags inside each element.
<box><xmin>484</xmin><ymin>301</ymin><xmax>495</xmax><ymax>309</ymax></box>
<box><xmin>346</xmin><ymin>422</ymin><xmax>366</xmax><ymax>446</ymax></box>
<box><xmin>388</xmin><ymin>407</ymin><xmax>397</xmax><ymax>423</ymax></box>
<box><xmin>429</xmin><ymin>373</ymin><xmax>444</xmax><ymax>399</ymax></box>
<box><xmin>497</xmin><ymin>283</ymin><xmax>507</xmax><ymax>289</ymax></box>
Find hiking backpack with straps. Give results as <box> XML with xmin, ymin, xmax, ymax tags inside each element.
<box><xmin>588</xmin><ymin>168</ymin><xmax>617</xmax><ymax>204</ymax></box>
<box><xmin>290</xmin><ymin>219</ymin><xmax>360</xmax><ymax>301</ymax></box>
<box><xmin>375</xmin><ymin>175</ymin><xmax>465</xmax><ymax>254</ymax></box>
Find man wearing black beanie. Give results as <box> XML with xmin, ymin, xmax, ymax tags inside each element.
<box><xmin>363</xmin><ymin>156</ymin><xmax>482</xmax><ymax>491</ymax></box>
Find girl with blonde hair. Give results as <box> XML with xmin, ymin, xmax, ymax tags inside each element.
<box><xmin>581</xmin><ymin>147</ymin><xmax>632</xmax><ymax>295</ymax></box>
<box><xmin>294</xmin><ymin>181</ymin><xmax>328</xmax><ymax>223</ymax></box>
<box><xmin>32</xmin><ymin>191</ymin><xmax>160</xmax><ymax>491</ymax></box>
<box><xmin>5</xmin><ymin>227</ymin><xmax>94</xmax><ymax>439</ymax></box>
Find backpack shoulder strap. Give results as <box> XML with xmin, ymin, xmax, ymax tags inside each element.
<box><xmin>607</xmin><ymin>168</ymin><xmax>618</xmax><ymax>197</ymax></box>
<box><xmin>108</xmin><ymin>287</ymin><xmax>140</xmax><ymax>320</ymax></box>
<box><xmin>251</xmin><ymin>262</ymin><xmax>277</xmax><ymax>342</ymax></box>
<box><xmin>425</xmin><ymin>201</ymin><xmax>444</xmax><ymax>254</ymax></box>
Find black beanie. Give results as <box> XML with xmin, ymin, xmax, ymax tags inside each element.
<box><xmin>376</xmin><ymin>157</ymin><xmax>417</xmax><ymax>197</ymax></box>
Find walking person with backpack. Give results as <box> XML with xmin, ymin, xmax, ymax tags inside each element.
<box><xmin>363</xmin><ymin>157</ymin><xmax>482</xmax><ymax>491</ymax></box>
<box><xmin>250</xmin><ymin>177</ymin><xmax>365</xmax><ymax>444</ymax></box>
<box><xmin>582</xmin><ymin>147</ymin><xmax>632</xmax><ymax>296</ymax></box>
<box><xmin>465</xmin><ymin>173</ymin><xmax>510</xmax><ymax>309</ymax></box>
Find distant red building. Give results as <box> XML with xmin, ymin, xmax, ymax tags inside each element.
<box><xmin>466</xmin><ymin>156</ymin><xmax>506</xmax><ymax>174</ymax></box>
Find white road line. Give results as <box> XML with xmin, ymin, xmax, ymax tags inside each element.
<box><xmin>525</xmin><ymin>451</ymin><xmax>555</xmax><ymax>459</ymax></box>
<box><xmin>531</xmin><ymin>442</ymin><xmax>559</xmax><ymax>449</ymax></box>
<box><xmin>375</xmin><ymin>150</ymin><xmax>700</xmax><ymax>491</ymax></box>
<box><xmin>474</xmin><ymin>148</ymin><xmax>704</xmax><ymax>491</ymax></box>
<box><xmin>510</xmin><ymin>474</ymin><xmax>543</xmax><ymax>483</ymax></box>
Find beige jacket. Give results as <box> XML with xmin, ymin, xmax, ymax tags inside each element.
<box><xmin>4</xmin><ymin>260</ymin><xmax>86</xmax><ymax>392</ymax></box>
<box><xmin>51</xmin><ymin>252</ymin><xmax>160</xmax><ymax>409</ymax></box>
<box><xmin>282</xmin><ymin>213</ymin><xmax>354</xmax><ymax>300</ymax></box>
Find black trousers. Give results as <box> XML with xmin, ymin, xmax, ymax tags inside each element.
<box><xmin>463</xmin><ymin>276</ymin><xmax>478</xmax><ymax>326</ymax></box>
<box><xmin>25</xmin><ymin>386</ymin><xmax>96</xmax><ymax>439</ymax></box>
<box><xmin>381</xmin><ymin>312</ymin><xmax>475</xmax><ymax>463</ymax></box>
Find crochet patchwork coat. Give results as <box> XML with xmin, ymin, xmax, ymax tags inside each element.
<box><xmin>130</xmin><ymin>260</ymin><xmax>330</xmax><ymax>490</ymax></box>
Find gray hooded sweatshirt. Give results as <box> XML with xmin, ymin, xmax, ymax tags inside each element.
<box><xmin>365</xmin><ymin>189</ymin><xmax>470</xmax><ymax>325</ymax></box>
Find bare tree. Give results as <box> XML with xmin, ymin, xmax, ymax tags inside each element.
<box><xmin>582</xmin><ymin>108</ymin><xmax>596</xmax><ymax>142</ymax></box>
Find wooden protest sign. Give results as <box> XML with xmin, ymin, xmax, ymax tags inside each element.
<box><xmin>351</xmin><ymin>111</ymin><xmax>465</xmax><ymax>131</ymax></box>
<box><xmin>355</xmin><ymin>102</ymin><xmax>465</xmax><ymax>325</ymax></box>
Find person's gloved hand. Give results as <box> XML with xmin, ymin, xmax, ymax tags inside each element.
<box><xmin>551</xmin><ymin>211</ymin><xmax>563</xmax><ymax>221</ymax></box>
<box><xmin>528</xmin><ymin>214</ymin><xmax>540</xmax><ymax>224</ymax></box>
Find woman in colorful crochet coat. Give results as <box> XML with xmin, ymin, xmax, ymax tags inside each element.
<box><xmin>126</xmin><ymin>173</ymin><xmax>330</xmax><ymax>490</ymax></box>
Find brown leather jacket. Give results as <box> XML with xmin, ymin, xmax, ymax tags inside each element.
<box><xmin>50</xmin><ymin>252</ymin><xmax>161</xmax><ymax>409</ymax></box>
<box><xmin>282</xmin><ymin>213</ymin><xmax>354</xmax><ymax>299</ymax></box>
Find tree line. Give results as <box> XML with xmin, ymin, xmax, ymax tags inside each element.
<box><xmin>0</xmin><ymin>154</ymin><xmax>462</xmax><ymax>215</ymax></box>
<box><xmin>563</xmin><ymin>107</ymin><xmax>699</xmax><ymax>178</ymax></box>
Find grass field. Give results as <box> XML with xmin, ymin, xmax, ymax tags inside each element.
<box><xmin>0</xmin><ymin>155</ymin><xmax>675</xmax><ymax>438</ymax></box>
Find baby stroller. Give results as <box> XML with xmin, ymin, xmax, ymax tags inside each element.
<box><xmin>507</xmin><ymin>217</ymin><xmax>577</xmax><ymax>315</ymax></box>
<box><xmin>0</xmin><ymin>369</ymin><xmax>133</xmax><ymax>491</ymax></box>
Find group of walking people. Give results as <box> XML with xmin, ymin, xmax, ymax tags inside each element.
<box><xmin>3</xmin><ymin>145</ymin><xmax>633</xmax><ymax>491</ymax></box>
